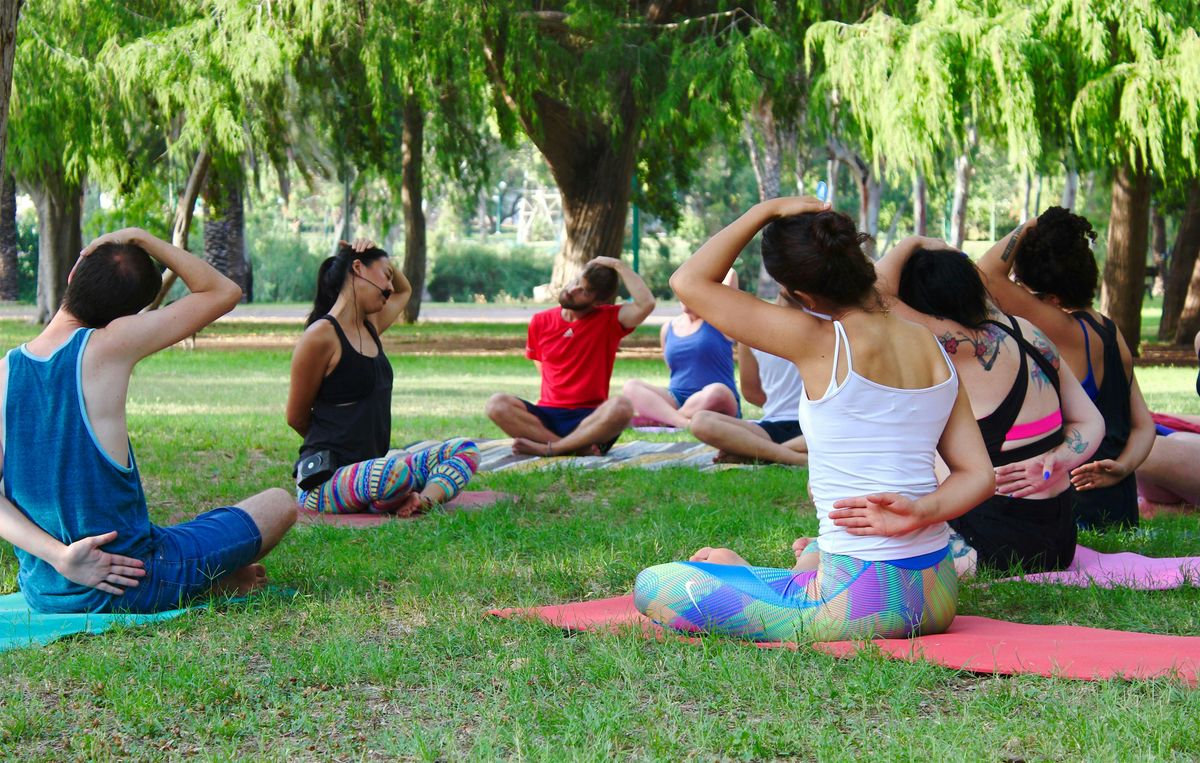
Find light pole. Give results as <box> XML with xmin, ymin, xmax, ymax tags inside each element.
<box><xmin>495</xmin><ymin>181</ymin><xmax>507</xmax><ymax>235</ymax></box>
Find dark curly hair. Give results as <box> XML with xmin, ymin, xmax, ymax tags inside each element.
<box><xmin>1014</xmin><ymin>206</ymin><xmax>1098</xmax><ymax>309</ymax></box>
<box><xmin>581</xmin><ymin>262</ymin><xmax>619</xmax><ymax>304</ymax></box>
<box><xmin>899</xmin><ymin>248</ymin><xmax>992</xmax><ymax>328</ymax></box>
<box><xmin>760</xmin><ymin>210</ymin><xmax>877</xmax><ymax>308</ymax></box>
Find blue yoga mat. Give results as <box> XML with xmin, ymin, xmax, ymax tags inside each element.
<box><xmin>0</xmin><ymin>591</ymin><xmax>197</xmax><ymax>652</ymax></box>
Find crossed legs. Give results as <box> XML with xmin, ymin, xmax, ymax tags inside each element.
<box><xmin>622</xmin><ymin>380</ymin><xmax>738</xmax><ymax>428</ymax></box>
<box><xmin>486</xmin><ymin>393</ymin><xmax>633</xmax><ymax>456</ymax></box>
<box><xmin>689</xmin><ymin>411</ymin><xmax>808</xmax><ymax>465</ymax></box>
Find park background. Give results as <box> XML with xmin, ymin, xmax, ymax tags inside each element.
<box><xmin>0</xmin><ymin>1</ymin><xmax>1199</xmax><ymax>760</ymax></box>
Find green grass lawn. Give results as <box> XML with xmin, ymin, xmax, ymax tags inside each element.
<box><xmin>1</xmin><ymin>320</ymin><xmax>1199</xmax><ymax>759</ymax></box>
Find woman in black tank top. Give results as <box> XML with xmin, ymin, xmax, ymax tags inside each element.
<box><xmin>285</xmin><ymin>239</ymin><xmax>480</xmax><ymax>516</ymax></box>
<box><xmin>978</xmin><ymin>207</ymin><xmax>1158</xmax><ymax>530</ymax></box>
<box><xmin>877</xmin><ymin>240</ymin><xmax>1104</xmax><ymax>573</ymax></box>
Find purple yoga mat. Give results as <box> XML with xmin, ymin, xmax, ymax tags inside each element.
<box><xmin>999</xmin><ymin>545</ymin><xmax>1200</xmax><ymax>590</ymax></box>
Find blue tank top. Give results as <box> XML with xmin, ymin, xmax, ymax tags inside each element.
<box><xmin>663</xmin><ymin>320</ymin><xmax>738</xmax><ymax>401</ymax></box>
<box><xmin>4</xmin><ymin>328</ymin><xmax>154</xmax><ymax>613</ymax></box>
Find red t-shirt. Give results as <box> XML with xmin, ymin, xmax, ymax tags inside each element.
<box><xmin>526</xmin><ymin>304</ymin><xmax>635</xmax><ymax>408</ymax></box>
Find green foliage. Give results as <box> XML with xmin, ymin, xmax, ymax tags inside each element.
<box><xmin>247</xmin><ymin>231</ymin><xmax>324</xmax><ymax>304</ymax></box>
<box><xmin>427</xmin><ymin>243</ymin><xmax>551</xmax><ymax>302</ymax></box>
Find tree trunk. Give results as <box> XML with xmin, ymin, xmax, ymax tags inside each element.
<box><xmin>1150</xmin><ymin>206</ymin><xmax>1167</xmax><ymax>297</ymax></box>
<box><xmin>825</xmin><ymin>157</ymin><xmax>840</xmax><ymax>210</ymax></box>
<box><xmin>401</xmin><ymin>93</ymin><xmax>426</xmax><ymax>323</ymax></box>
<box><xmin>332</xmin><ymin>169</ymin><xmax>354</xmax><ymax>256</ymax></box>
<box><xmin>150</xmin><ymin>150</ymin><xmax>210</xmax><ymax>309</ymax></box>
<box><xmin>744</xmin><ymin>98</ymin><xmax>783</xmax><ymax>299</ymax></box>
<box><xmin>1099</xmin><ymin>162</ymin><xmax>1151</xmax><ymax>353</ymax></box>
<box><xmin>1163</xmin><ymin>181</ymin><xmax>1200</xmax><ymax>341</ymax></box>
<box><xmin>0</xmin><ymin>0</ymin><xmax>20</xmax><ymax>183</ymax></box>
<box><xmin>912</xmin><ymin>173</ymin><xmax>927</xmax><ymax>236</ymax></box>
<box><xmin>1021</xmin><ymin>171</ymin><xmax>1033</xmax><ymax>223</ymax></box>
<box><xmin>1061</xmin><ymin>168</ymin><xmax>1079</xmax><ymax>210</ymax></box>
<box><xmin>203</xmin><ymin>167</ymin><xmax>248</xmax><ymax>300</ymax></box>
<box><xmin>31</xmin><ymin>174</ymin><xmax>82</xmax><ymax>324</ymax></box>
<box><xmin>949</xmin><ymin>128</ymin><xmax>977</xmax><ymax>249</ymax></box>
<box><xmin>0</xmin><ymin>171</ymin><xmax>17</xmax><ymax>300</ymax></box>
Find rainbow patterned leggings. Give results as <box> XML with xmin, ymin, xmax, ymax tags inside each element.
<box><xmin>298</xmin><ymin>439</ymin><xmax>480</xmax><ymax>515</ymax></box>
<box><xmin>633</xmin><ymin>545</ymin><xmax>957</xmax><ymax>643</ymax></box>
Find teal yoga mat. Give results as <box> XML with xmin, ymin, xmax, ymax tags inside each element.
<box><xmin>0</xmin><ymin>591</ymin><xmax>197</xmax><ymax>652</ymax></box>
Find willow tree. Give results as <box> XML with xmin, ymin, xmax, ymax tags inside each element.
<box><xmin>288</xmin><ymin>0</ymin><xmax>490</xmax><ymax>322</ymax></box>
<box><xmin>8</xmin><ymin>1</ymin><xmax>102</xmax><ymax>322</ymax></box>
<box><xmin>806</xmin><ymin>2</ymin><xmax>1044</xmax><ymax>249</ymax></box>
<box><xmin>1052</xmin><ymin>3</ymin><xmax>1200</xmax><ymax>349</ymax></box>
<box><xmin>102</xmin><ymin>0</ymin><xmax>302</xmax><ymax>302</ymax></box>
<box><xmin>460</xmin><ymin>3</ymin><xmax>760</xmax><ymax>287</ymax></box>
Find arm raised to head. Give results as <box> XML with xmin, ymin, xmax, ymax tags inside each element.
<box><xmin>669</xmin><ymin>198</ymin><xmax>830</xmax><ymax>365</ymax></box>
<box><xmin>80</xmin><ymin>228</ymin><xmax>241</xmax><ymax>362</ymax></box>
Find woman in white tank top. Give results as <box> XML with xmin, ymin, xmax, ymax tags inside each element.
<box><xmin>633</xmin><ymin>198</ymin><xmax>994</xmax><ymax>642</ymax></box>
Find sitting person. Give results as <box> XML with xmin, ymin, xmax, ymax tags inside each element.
<box><xmin>633</xmin><ymin>198</ymin><xmax>994</xmax><ymax>643</ymax></box>
<box><xmin>877</xmin><ymin>239</ymin><xmax>1103</xmax><ymax>573</ymax></box>
<box><xmin>486</xmin><ymin>257</ymin><xmax>655</xmax><ymax>456</ymax></box>
<box><xmin>979</xmin><ymin>208</ymin><xmax>1156</xmax><ymax>529</ymax></box>
<box><xmin>689</xmin><ymin>303</ymin><xmax>807</xmax><ymax>465</ymax></box>
<box><xmin>287</xmin><ymin>239</ymin><xmax>479</xmax><ymax>515</ymax></box>
<box><xmin>623</xmin><ymin>270</ymin><xmax>740</xmax><ymax>428</ymax></box>
<box><xmin>2</xmin><ymin>228</ymin><xmax>296</xmax><ymax>613</ymax></box>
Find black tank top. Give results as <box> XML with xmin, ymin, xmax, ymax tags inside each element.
<box><xmin>975</xmin><ymin>316</ymin><xmax>1064</xmax><ymax>466</ymax></box>
<box><xmin>298</xmin><ymin>315</ymin><xmax>393</xmax><ymax>469</ymax></box>
<box><xmin>1070</xmin><ymin>311</ymin><xmax>1138</xmax><ymax>529</ymax></box>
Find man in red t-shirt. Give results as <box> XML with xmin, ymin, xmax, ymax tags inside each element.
<box><xmin>486</xmin><ymin>256</ymin><xmax>656</xmax><ymax>455</ymax></box>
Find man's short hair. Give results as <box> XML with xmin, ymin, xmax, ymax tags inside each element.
<box><xmin>62</xmin><ymin>243</ymin><xmax>161</xmax><ymax>327</ymax></box>
<box><xmin>582</xmin><ymin>263</ymin><xmax>619</xmax><ymax>304</ymax></box>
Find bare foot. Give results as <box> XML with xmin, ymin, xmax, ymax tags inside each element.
<box><xmin>572</xmin><ymin>444</ymin><xmax>602</xmax><ymax>457</ymax></box>
<box><xmin>689</xmin><ymin>546</ymin><xmax>750</xmax><ymax>566</ymax></box>
<box><xmin>211</xmin><ymin>563</ymin><xmax>267</xmax><ymax>597</ymax></box>
<box><xmin>513</xmin><ymin>437</ymin><xmax>555</xmax><ymax>456</ymax></box>
<box><xmin>393</xmin><ymin>491</ymin><xmax>430</xmax><ymax>518</ymax></box>
<box><xmin>791</xmin><ymin>537</ymin><xmax>819</xmax><ymax>571</ymax></box>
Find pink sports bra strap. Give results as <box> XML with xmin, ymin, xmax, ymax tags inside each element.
<box><xmin>1005</xmin><ymin>409</ymin><xmax>1063</xmax><ymax>442</ymax></box>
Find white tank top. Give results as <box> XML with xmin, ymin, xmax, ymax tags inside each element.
<box><xmin>750</xmin><ymin>348</ymin><xmax>804</xmax><ymax>422</ymax></box>
<box><xmin>796</xmin><ymin>320</ymin><xmax>958</xmax><ymax>561</ymax></box>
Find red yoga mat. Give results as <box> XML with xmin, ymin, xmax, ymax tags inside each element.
<box><xmin>1153</xmin><ymin>412</ymin><xmax>1200</xmax><ymax>435</ymax></box>
<box><xmin>490</xmin><ymin>595</ymin><xmax>1200</xmax><ymax>683</ymax></box>
<box><xmin>299</xmin><ymin>490</ymin><xmax>515</xmax><ymax>527</ymax></box>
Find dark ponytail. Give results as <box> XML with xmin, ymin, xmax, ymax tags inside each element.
<box><xmin>306</xmin><ymin>242</ymin><xmax>390</xmax><ymax>326</ymax></box>
<box><xmin>760</xmin><ymin>210</ymin><xmax>877</xmax><ymax>308</ymax></box>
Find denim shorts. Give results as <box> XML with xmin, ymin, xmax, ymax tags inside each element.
<box><xmin>112</xmin><ymin>506</ymin><xmax>262</xmax><ymax>613</ymax></box>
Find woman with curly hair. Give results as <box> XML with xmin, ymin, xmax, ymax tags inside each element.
<box><xmin>978</xmin><ymin>207</ymin><xmax>1157</xmax><ymax>528</ymax></box>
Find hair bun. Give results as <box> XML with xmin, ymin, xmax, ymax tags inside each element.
<box><xmin>810</xmin><ymin>211</ymin><xmax>864</xmax><ymax>255</ymax></box>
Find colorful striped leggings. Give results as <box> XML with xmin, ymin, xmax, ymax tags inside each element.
<box><xmin>298</xmin><ymin>439</ymin><xmax>480</xmax><ymax>515</ymax></box>
<box><xmin>633</xmin><ymin>545</ymin><xmax>957</xmax><ymax>643</ymax></box>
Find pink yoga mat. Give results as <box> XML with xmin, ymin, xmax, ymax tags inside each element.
<box><xmin>299</xmin><ymin>490</ymin><xmax>515</xmax><ymax>527</ymax></box>
<box><xmin>999</xmin><ymin>545</ymin><xmax>1200</xmax><ymax>590</ymax></box>
<box><xmin>490</xmin><ymin>594</ymin><xmax>1200</xmax><ymax>683</ymax></box>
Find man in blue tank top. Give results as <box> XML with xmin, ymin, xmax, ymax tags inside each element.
<box><xmin>1</xmin><ymin>228</ymin><xmax>297</xmax><ymax>613</ymax></box>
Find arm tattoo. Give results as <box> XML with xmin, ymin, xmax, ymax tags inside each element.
<box><xmin>1027</xmin><ymin>326</ymin><xmax>1060</xmax><ymax>391</ymax></box>
<box><xmin>1000</xmin><ymin>223</ymin><xmax>1026</xmax><ymax>263</ymax></box>
<box><xmin>938</xmin><ymin>326</ymin><xmax>1003</xmax><ymax>371</ymax></box>
<box><xmin>1065</xmin><ymin>427</ymin><xmax>1087</xmax><ymax>454</ymax></box>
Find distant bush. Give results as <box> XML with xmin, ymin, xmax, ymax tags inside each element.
<box><xmin>250</xmin><ymin>232</ymin><xmax>324</xmax><ymax>303</ymax></box>
<box><xmin>428</xmin><ymin>243</ymin><xmax>551</xmax><ymax>302</ymax></box>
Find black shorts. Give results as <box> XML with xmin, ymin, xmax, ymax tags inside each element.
<box><xmin>949</xmin><ymin>491</ymin><xmax>1077</xmax><ymax>573</ymax></box>
<box><xmin>521</xmin><ymin>400</ymin><xmax>620</xmax><ymax>454</ymax></box>
<box><xmin>755</xmin><ymin>419</ymin><xmax>802</xmax><ymax>444</ymax></box>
